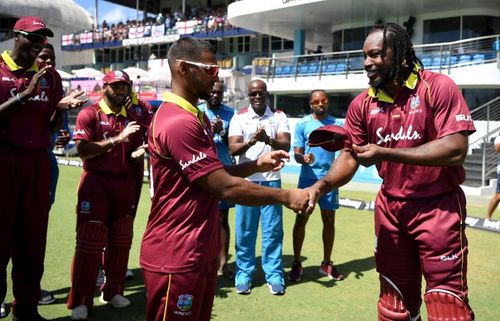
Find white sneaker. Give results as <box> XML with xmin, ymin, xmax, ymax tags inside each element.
<box><xmin>70</xmin><ymin>305</ymin><xmax>88</xmax><ymax>320</ymax></box>
<box><xmin>1</xmin><ymin>301</ymin><xmax>6</xmax><ymax>318</ymax></box>
<box><xmin>99</xmin><ymin>293</ymin><xmax>131</xmax><ymax>308</ymax></box>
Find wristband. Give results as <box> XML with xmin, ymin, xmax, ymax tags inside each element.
<box><xmin>16</xmin><ymin>93</ymin><xmax>26</xmax><ymax>104</ymax></box>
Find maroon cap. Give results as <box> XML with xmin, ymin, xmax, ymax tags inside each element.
<box><xmin>13</xmin><ymin>16</ymin><xmax>54</xmax><ymax>37</ymax></box>
<box><xmin>103</xmin><ymin>70</ymin><xmax>130</xmax><ymax>84</ymax></box>
<box><xmin>308</xmin><ymin>125</ymin><xmax>350</xmax><ymax>152</ymax></box>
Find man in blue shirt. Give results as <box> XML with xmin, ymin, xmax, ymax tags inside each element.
<box><xmin>288</xmin><ymin>89</ymin><xmax>345</xmax><ymax>282</ymax></box>
<box><xmin>199</xmin><ymin>80</ymin><xmax>236</xmax><ymax>279</ymax></box>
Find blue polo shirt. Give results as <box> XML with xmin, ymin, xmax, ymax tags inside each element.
<box><xmin>293</xmin><ymin>114</ymin><xmax>343</xmax><ymax>179</ymax></box>
<box><xmin>199</xmin><ymin>102</ymin><xmax>235</xmax><ymax>165</ymax></box>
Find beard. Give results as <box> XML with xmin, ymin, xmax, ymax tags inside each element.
<box><xmin>369</xmin><ymin>67</ymin><xmax>392</xmax><ymax>90</ymax></box>
<box><xmin>104</xmin><ymin>91</ymin><xmax>125</xmax><ymax>107</ymax></box>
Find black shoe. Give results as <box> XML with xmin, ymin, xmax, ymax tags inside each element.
<box><xmin>38</xmin><ymin>290</ymin><xmax>55</xmax><ymax>305</ymax></box>
<box><xmin>12</xmin><ymin>313</ymin><xmax>48</xmax><ymax>321</ymax></box>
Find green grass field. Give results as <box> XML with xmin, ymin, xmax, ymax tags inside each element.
<box><xmin>4</xmin><ymin>165</ymin><xmax>500</xmax><ymax>320</ymax></box>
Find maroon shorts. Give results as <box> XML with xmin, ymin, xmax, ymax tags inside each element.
<box><xmin>374</xmin><ymin>189</ymin><xmax>469</xmax><ymax>315</ymax></box>
<box><xmin>142</xmin><ymin>260</ymin><xmax>218</xmax><ymax>321</ymax></box>
<box><xmin>76</xmin><ymin>171</ymin><xmax>136</xmax><ymax>226</ymax></box>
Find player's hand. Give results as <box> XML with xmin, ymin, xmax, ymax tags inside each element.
<box><xmin>131</xmin><ymin>143</ymin><xmax>148</xmax><ymax>159</ymax></box>
<box><xmin>124</xmin><ymin>96</ymin><xmax>133</xmax><ymax>110</ymax></box>
<box><xmin>20</xmin><ymin>65</ymin><xmax>50</xmax><ymax>99</ymax></box>
<box><xmin>284</xmin><ymin>188</ymin><xmax>311</xmax><ymax>214</ymax></box>
<box><xmin>303</xmin><ymin>153</ymin><xmax>315</xmax><ymax>164</ymax></box>
<box><xmin>256</xmin><ymin>150</ymin><xmax>290</xmax><ymax>172</ymax></box>
<box><xmin>211</xmin><ymin>116</ymin><xmax>224</xmax><ymax>135</ymax></box>
<box><xmin>302</xmin><ymin>186</ymin><xmax>320</xmax><ymax>215</ymax></box>
<box><xmin>54</xmin><ymin>129</ymin><xmax>71</xmax><ymax>148</ymax></box>
<box><xmin>57</xmin><ymin>90</ymin><xmax>88</xmax><ymax>110</ymax></box>
<box><xmin>352</xmin><ymin>143</ymin><xmax>385</xmax><ymax>167</ymax></box>
<box><xmin>117</xmin><ymin>121</ymin><xmax>141</xmax><ymax>143</ymax></box>
<box><xmin>254</xmin><ymin>124</ymin><xmax>269</xmax><ymax>143</ymax></box>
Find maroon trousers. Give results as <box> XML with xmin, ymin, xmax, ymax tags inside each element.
<box><xmin>0</xmin><ymin>149</ymin><xmax>50</xmax><ymax>317</ymax></box>
<box><xmin>142</xmin><ymin>260</ymin><xmax>218</xmax><ymax>321</ymax></box>
<box><xmin>374</xmin><ymin>188</ymin><xmax>470</xmax><ymax>316</ymax></box>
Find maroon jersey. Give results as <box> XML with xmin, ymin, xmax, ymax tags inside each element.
<box><xmin>141</xmin><ymin>92</ymin><xmax>223</xmax><ymax>274</ymax></box>
<box><xmin>345</xmin><ymin>69</ymin><xmax>476</xmax><ymax>199</ymax></box>
<box><xmin>128</xmin><ymin>93</ymin><xmax>154</xmax><ymax>131</ymax></box>
<box><xmin>0</xmin><ymin>50</ymin><xmax>63</xmax><ymax>149</ymax></box>
<box><xmin>73</xmin><ymin>99</ymin><xmax>148</xmax><ymax>173</ymax></box>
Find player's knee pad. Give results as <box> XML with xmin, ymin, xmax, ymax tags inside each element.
<box><xmin>377</xmin><ymin>274</ymin><xmax>415</xmax><ymax>321</ymax></box>
<box><xmin>103</xmin><ymin>216</ymin><xmax>133</xmax><ymax>289</ymax></box>
<box><xmin>109</xmin><ymin>215</ymin><xmax>133</xmax><ymax>249</ymax></box>
<box><xmin>424</xmin><ymin>288</ymin><xmax>474</xmax><ymax>321</ymax></box>
<box><xmin>72</xmin><ymin>221</ymin><xmax>108</xmax><ymax>286</ymax></box>
<box><xmin>76</xmin><ymin>221</ymin><xmax>108</xmax><ymax>253</ymax></box>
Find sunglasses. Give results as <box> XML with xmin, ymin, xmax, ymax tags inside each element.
<box><xmin>310</xmin><ymin>99</ymin><xmax>328</xmax><ymax>106</ymax></box>
<box><xmin>16</xmin><ymin>30</ymin><xmax>48</xmax><ymax>44</ymax></box>
<box><xmin>176</xmin><ymin>59</ymin><xmax>219</xmax><ymax>77</ymax></box>
<box><xmin>248</xmin><ymin>91</ymin><xmax>267</xmax><ymax>97</ymax></box>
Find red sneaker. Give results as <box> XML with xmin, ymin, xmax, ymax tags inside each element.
<box><xmin>319</xmin><ymin>261</ymin><xmax>344</xmax><ymax>281</ymax></box>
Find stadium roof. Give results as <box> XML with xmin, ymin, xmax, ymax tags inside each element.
<box><xmin>0</xmin><ymin>0</ymin><xmax>93</xmax><ymax>31</ymax></box>
<box><xmin>228</xmin><ymin>0</ymin><xmax>500</xmax><ymax>45</ymax></box>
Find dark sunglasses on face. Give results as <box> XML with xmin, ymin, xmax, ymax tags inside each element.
<box><xmin>310</xmin><ymin>99</ymin><xmax>328</xmax><ymax>106</ymax></box>
<box><xmin>16</xmin><ymin>30</ymin><xmax>48</xmax><ymax>44</ymax></box>
<box><xmin>248</xmin><ymin>91</ymin><xmax>267</xmax><ymax>98</ymax></box>
<box><xmin>176</xmin><ymin>59</ymin><xmax>219</xmax><ymax>77</ymax></box>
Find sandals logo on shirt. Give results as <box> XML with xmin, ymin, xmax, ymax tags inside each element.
<box><xmin>179</xmin><ymin>152</ymin><xmax>207</xmax><ymax>170</ymax></box>
<box><xmin>176</xmin><ymin>294</ymin><xmax>193</xmax><ymax>313</ymax></box>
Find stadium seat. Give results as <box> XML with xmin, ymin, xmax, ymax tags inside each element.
<box><xmin>458</xmin><ymin>54</ymin><xmax>471</xmax><ymax>66</ymax></box>
<box><xmin>335</xmin><ymin>63</ymin><xmax>346</xmax><ymax>73</ymax></box>
<box><xmin>322</xmin><ymin>62</ymin><xmax>337</xmax><ymax>75</ymax></box>
<box><xmin>298</xmin><ymin>64</ymin><xmax>309</xmax><ymax>76</ymax></box>
<box><xmin>472</xmin><ymin>53</ymin><xmax>485</xmax><ymax>64</ymax></box>
<box><xmin>349</xmin><ymin>56</ymin><xmax>364</xmax><ymax>71</ymax></box>
<box><xmin>420</xmin><ymin>56</ymin><xmax>432</xmax><ymax>69</ymax></box>
<box><xmin>307</xmin><ymin>63</ymin><xmax>319</xmax><ymax>75</ymax></box>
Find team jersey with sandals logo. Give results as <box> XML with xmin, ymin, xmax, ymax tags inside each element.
<box><xmin>73</xmin><ymin>99</ymin><xmax>148</xmax><ymax>173</ymax></box>
<box><xmin>345</xmin><ymin>68</ymin><xmax>476</xmax><ymax>199</ymax></box>
<box><xmin>0</xmin><ymin>50</ymin><xmax>63</xmax><ymax>149</ymax></box>
<box><xmin>141</xmin><ymin>92</ymin><xmax>223</xmax><ymax>274</ymax></box>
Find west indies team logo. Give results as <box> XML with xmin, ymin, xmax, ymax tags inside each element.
<box><xmin>80</xmin><ymin>201</ymin><xmax>91</xmax><ymax>214</ymax></box>
<box><xmin>177</xmin><ymin>294</ymin><xmax>193</xmax><ymax>312</ymax></box>
<box><xmin>410</xmin><ymin>94</ymin><xmax>421</xmax><ymax>110</ymax></box>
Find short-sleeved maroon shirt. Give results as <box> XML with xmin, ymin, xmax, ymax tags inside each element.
<box><xmin>73</xmin><ymin>99</ymin><xmax>148</xmax><ymax>173</ymax></box>
<box><xmin>141</xmin><ymin>92</ymin><xmax>223</xmax><ymax>274</ymax></box>
<box><xmin>345</xmin><ymin>69</ymin><xmax>476</xmax><ymax>199</ymax></box>
<box><xmin>0</xmin><ymin>51</ymin><xmax>63</xmax><ymax>149</ymax></box>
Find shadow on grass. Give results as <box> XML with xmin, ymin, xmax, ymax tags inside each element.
<box><xmin>48</xmin><ymin>268</ymin><xmax>146</xmax><ymax>321</ymax></box>
<box><xmin>283</xmin><ymin>255</ymin><xmax>375</xmax><ymax>288</ymax></box>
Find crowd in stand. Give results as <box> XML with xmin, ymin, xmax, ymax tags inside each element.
<box><xmin>64</xmin><ymin>5</ymin><xmax>233</xmax><ymax>46</ymax></box>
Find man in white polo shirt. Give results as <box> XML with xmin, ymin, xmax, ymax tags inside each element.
<box><xmin>228</xmin><ymin>79</ymin><xmax>291</xmax><ymax>295</ymax></box>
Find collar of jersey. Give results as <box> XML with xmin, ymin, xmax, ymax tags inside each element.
<box><xmin>368</xmin><ymin>64</ymin><xmax>420</xmax><ymax>103</ymax></box>
<box><xmin>249</xmin><ymin>105</ymin><xmax>272</xmax><ymax>118</ymax></box>
<box><xmin>1</xmin><ymin>50</ymin><xmax>39</xmax><ymax>72</ymax></box>
<box><xmin>163</xmin><ymin>91</ymin><xmax>204</xmax><ymax>125</ymax></box>
<box><xmin>130</xmin><ymin>90</ymin><xmax>139</xmax><ymax>105</ymax></box>
<box><xmin>99</xmin><ymin>99</ymin><xmax>127</xmax><ymax>117</ymax></box>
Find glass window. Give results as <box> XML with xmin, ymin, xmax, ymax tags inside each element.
<box><xmin>462</xmin><ymin>16</ymin><xmax>500</xmax><ymax>39</ymax></box>
<box><xmin>332</xmin><ymin>30</ymin><xmax>343</xmax><ymax>52</ymax></box>
<box><xmin>423</xmin><ymin>17</ymin><xmax>460</xmax><ymax>43</ymax></box>
<box><xmin>343</xmin><ymin>27</ymin><xmax>369</xmax><ymax>50</ymax></box>
<box><xmin>261</xmin><ymin>35</ymin><xmax>270</xmax><ymax>54</ymax></box>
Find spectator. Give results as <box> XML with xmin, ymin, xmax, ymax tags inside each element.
<box><xmin>228</xmin><ymin>79</ymin><xmax>291</xmax><ymax>296</ymax></box>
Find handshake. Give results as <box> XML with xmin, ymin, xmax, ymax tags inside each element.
<box><xmin>255</xmin><ymin>149</ymin><xmax>319</xmax><ymax>215</ymax></box>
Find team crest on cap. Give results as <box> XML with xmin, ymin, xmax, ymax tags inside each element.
<box><xmin>177</xmin><ymin>294</ymin><xmax>193</xmax><ymax>312</ymax></box>
<box><xmin>115</xmin><ymin>70</ymin><xmax>124</xmax><ymax>77</ymax></box>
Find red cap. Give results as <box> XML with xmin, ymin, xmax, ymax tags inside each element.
<box><xmin>308</xmin><ymin>125</ymin><xmax>350</xmax><ymax>152</ymax></box>
<box><xmin>13</xmin><ymin>16</ymin><xmax>54</xmax><ymax>37</ymax></box>
<box><xmin>103</xmin><ymin>70</ymin><xmax>130</xmax><ymax>84</ymax></box>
